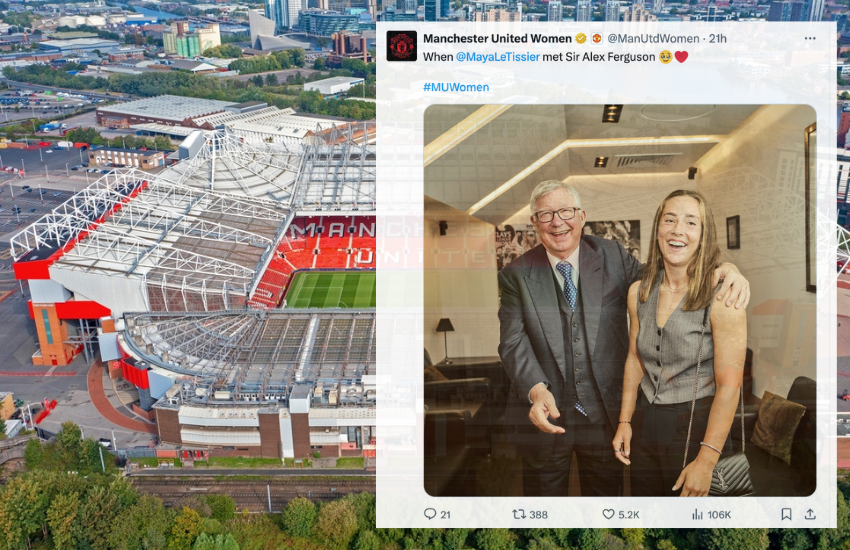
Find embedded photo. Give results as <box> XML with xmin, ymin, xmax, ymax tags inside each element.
<box><xmin>423</xmin><ymin>104</ymin><xmax>817</xmax><ymax>498</ymax></box>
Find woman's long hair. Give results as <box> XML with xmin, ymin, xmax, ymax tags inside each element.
<box><xmin>639</xmin><ymin>189</ymin><xmax>721</xmax><ymax>311</ymax></box>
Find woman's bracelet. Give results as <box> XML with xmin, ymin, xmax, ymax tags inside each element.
<box><xmin>618</xmin><ymin>420</ymin><xmax>631</xmax><ymax>424</ymax></box>
<box><xmin>700</xmin><ymin>442</ymin><xmax>722</xmax><ymax>455</ymax></box>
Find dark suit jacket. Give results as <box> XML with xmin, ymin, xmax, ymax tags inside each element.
<box><xmin>497</xmin><ymin>236</ymin><xmax>643</xmax><ymax>467</ymax></box>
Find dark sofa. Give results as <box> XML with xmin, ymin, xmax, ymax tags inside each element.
<box><xmin>741</xmin><ymin>376</ymin><xmax>816</xmax><ymax>496</ymax></box>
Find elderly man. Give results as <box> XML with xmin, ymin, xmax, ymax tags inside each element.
<box><xmin>497</xmin><ymin>180</ymin><xmax>749</xmax><ymax>497</ymax></box>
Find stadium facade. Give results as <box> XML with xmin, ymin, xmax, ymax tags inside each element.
<box><xmin>11</xmin><ymin>124</ymin><xmax>377</xmax><ymax>459</ymax></box>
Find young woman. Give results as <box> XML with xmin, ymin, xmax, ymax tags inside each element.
<box><xmin>611</xmin><ymin>189</ymin><xmax>747</xmax><ymax>496</ymax></box>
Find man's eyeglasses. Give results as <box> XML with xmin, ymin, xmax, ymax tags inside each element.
<box><xmin>533</xmin><ymin>207</ymin><xmax>581</xmax><ymax>223</ymax></box>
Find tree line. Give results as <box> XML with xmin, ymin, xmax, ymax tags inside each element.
<box><xmin>2</xmin><ymin>59</ymin><xmax>376</xmax><ymax>120</ymax></box>
<box><xmin>2</xmin><ymin>65</ymin><xmax>109</xmax><ymax>91</ymax></box>
<box><xmin>3</xmin><ymin>423</ymin><xmax>850</xmax><ymax>549</ymax></box>
<box><xmin>228</xmin><ymin>49</ymin><xmax>307</xmax><ymax>75</ymax></box>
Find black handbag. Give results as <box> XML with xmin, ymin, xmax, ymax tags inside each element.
<box><xmin>683</xmin><ymin>308</ymin><xmax>755</xmax><ymax>497</ymax></box>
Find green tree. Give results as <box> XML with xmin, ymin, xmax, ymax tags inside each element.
<box><xmin>154</xmin><ymin>136</ymin><xmax>174</xmax><ymax>151</ymax></box>
<box><xmin>192</xmin><ymin>533</ymin><xmax>239</xmax><ymax>550</ymax></box>
<box><xmin>444</xmin><ymin>528</ymin><xmax>469</xmax><ymax>550</ymax></box>
<box><xmin>202</xmin><ymin>495</ymin><xmax>235</xmax><ymax>522</ymax></box>
<box><xmin>47</xmin><ymin>492</ymin><xmax>81</xmax><ymax>550</ymax></box>
<box><xmin>24</xmin><ymin>439</ymin><xmax>44</xmax><ymax>472</ymax></box>
<box><xmin>169</xmin><ymin>507</ymin><xmax>203</xmax><ymax>550</ymax></box>
<box><xmin>578</xmin><ymin>529</ymin><xmax>605</xmax><ymax>550</ymax></box>
<box><xmin>475</xmin><ymin>528</ymin><xmax>517</xmax><ymax>550</ymax></box>
<box><xmin>622</xmin><ymin>527</ymin><xmax>645</xmax><ymax>548</ymax></box>
<box><xmin>0</xmin><ymin>473</ymin><xmax>51</xmax><ymax>550</ymax></box>
<box><xmin>352</xmin><ymin>530</ymin><xmax>380</xmax><ymax>550</ymax></box>
<box><xmin>65</xmin><ymin>127</ymin><xmax>102</xmax><ymax>146</ymax></box>
<box><xmin>313</xmin><ymin>57</ymin><xmax>326</xmax><ymax>70</ymax></box>
<box><xmin>107</xmin><ymin>495</ymin><xmax>175</xmax><ymax>550</ymax></box>
<box><xmin>265</xmin><ymin>73</ymin><xmax>278</xmax><ymax>86</ymax></box>
<box><xmin>251</xmin><ymin>75</ymin><xmax>264</xmax><ymax>87</ymax></box>
<box><xmin>0</xmin><ymin>418</ymin><xmax>6</xmax><ymax>439</ymax></box>
<box><xmin>313</xmin><ymin>499</ymin><xmax>358</xmax><ymax>549</ymax></box>
<box><xmin>280</xmin><ymin>497</ymin><xmax>316</xmax><ymax>538</ymax></box>
<box><xmin>342</xmin><ymin>492</ymin><xmax>375</xmax><ymax>534</ymax></box>
<box><xmin>700</xmin><ymin>528</ymin><xmax>769</xmax><ymax>550</ymax></box>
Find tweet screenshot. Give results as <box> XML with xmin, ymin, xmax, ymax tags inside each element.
<box><xmin>375</xmin><ymin>21</ymin><xmax>837</xmax><ymax>530</ymax></box>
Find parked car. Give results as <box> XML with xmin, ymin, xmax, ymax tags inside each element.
<box><xmin>28</xmin><ymin>208</ymin><xmax>36</xmax><ymax>213</ymax></box>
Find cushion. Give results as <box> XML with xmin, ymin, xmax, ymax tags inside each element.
<box><xmin>751</xmin><ymin>391</ymin><xmax>806</xmax><ymax>464</ymax></box>
<box><xmin>424</xmin><ymin>365</ymin><xmax>448</xmax><ymax>382</ymax></box>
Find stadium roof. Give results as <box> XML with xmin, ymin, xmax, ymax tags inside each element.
<box><xmin>155</xmin><ymin>130</ymin><xmax>302</xmax><ymax>203</ymax></box>
<box><xmin>126</xmin><ymin>309</ymin><xmax>376</xmax><ymax>397</ymax></box>
<box><xmin>11</xmin><ymin>169</ymin><xmax>291</xmax><ymax>305</ymax></box>
<box><xmin>98</xmin><ymin>95</ymin><xmax>235</xmax><ymax>124</ymax></box>
<box><xmin>294</xmin><ymin>123</ymin><xmax>376</xmax><ymax>211</ymax></box>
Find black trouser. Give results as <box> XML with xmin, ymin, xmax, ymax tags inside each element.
<box><xmin>522</xmin><ymin>407</ymin><xmax>623</xmax><ymax>497</ymax></box>
<box><xmin>630</xmin><ymin>392</ymin><xmax>731</xmax><ymax>496</ymax></box>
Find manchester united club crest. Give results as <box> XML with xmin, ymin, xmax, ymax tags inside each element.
<box><xmin>387</xmin><ymin>31</ymin><xmax>417</xmax><ymax>62</ymax></box>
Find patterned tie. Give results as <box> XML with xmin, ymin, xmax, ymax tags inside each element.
<box><xmin>556</xmin><ymin>261</ymin><xmax>577</xmax><ymax>310</ymax></box>
<box><xmin>556</xmin><ymin>260</ymin><xmax>587</xmax><ymax>416</ymax></box>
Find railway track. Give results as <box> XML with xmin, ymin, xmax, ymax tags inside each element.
<box><xmin>130</xmin><ymin>478</ymin><xmax>375</xmax><ymax>512</ymax></box>
<box><xmin>130</xmin><ymin>478</ymin><xmax>372</xmax><ymax>487</ymax></box>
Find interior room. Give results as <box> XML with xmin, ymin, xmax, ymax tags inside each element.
<box><xmin>423</xmin><ymin>104</ymin><xmax>817</xmax><ymax>497</ymax></box>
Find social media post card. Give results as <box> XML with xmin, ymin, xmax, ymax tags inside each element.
<box><xmin>375</xmin><ymin>22</ymin><xmax>836</xmax><ymax>529</ymax></box>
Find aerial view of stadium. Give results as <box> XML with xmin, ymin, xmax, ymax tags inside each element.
<box><xmin>7</xmin><ymin>123</ymin><xmax>376</xmax><ymax>460</ymax></box>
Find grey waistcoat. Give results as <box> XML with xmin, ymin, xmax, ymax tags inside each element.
<box><xmin>636</xmin><ymin>277</ymin><xmax>716</xmax><ymax>405</ymax></box>
<box><xmin>554</xmin><ymin>269</ymin><xmax>606</xmax><ymax>424</ymax></box>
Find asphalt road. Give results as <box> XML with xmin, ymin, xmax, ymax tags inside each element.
<box><xmin>5</xmin><ymin>80</ymin><xmax>131</xmax><ymax>102</ymax></box>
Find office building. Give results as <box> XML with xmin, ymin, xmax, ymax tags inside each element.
<box><xmin>576</xmin><ymin>0</ymin><xmax>592</xmax><ymax>21</ymax></box>
<box><xmin>425</xmin><ymin>0</ymin><xmax>441</xmax><ymax>21</ymax></box>
<box><xmin>265</xmin><ymin>0</ymin><xmax>302</xmax><ymax>30</ymax></box>
<box><xmin>605</xmin><ymin>0</ymin><xmax>620</xmax><ymax>21</ymax></box>
<box><xmin>299</xmin><ymin>10</ymin><xmax>359</xmax><ymax>36</ymax></box>
<box><xmin>548</xmin><ymin>0</ymin><xmax>563</xmax><ymax>21</ymax></box>
<box><xmin>767</xmin><ymin>1</ymin><xmax>805</xmax><ymax>21</ymax></box>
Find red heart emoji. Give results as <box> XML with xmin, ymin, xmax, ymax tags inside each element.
<box><xmin>675</xmin><ymin>51</ymin><xmax>688</xmax><ymax>63</ymax></box>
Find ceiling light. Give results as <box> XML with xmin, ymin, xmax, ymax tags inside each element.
<box><xmin>595</xmin><ymin>157</ymin><xmax>608</xmax><ymax>167</ymax></box>
<box><xmin>602</xmin><ymin>104</ymin><xmax>623</xmax><ymax>123</ymax></box>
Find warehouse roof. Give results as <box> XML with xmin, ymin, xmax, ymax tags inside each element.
<box><xmin>97</xmin><ymin>95</ymin><xmax>235</xmax><ymax>123</ymax></box>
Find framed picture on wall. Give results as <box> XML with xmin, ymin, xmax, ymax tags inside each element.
<box><xmin>583</xmin><ymin>220</ymin><xmax>641</xmax><ymax>260</ymax></box>
<box><xmin>726</xmin><ymin>215</ymin><xmax>740</xmax><ymax>250</ymax></box>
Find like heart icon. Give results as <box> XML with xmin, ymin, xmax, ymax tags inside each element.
<box><xmin>603</xmin><ymin>509</ymin><xmax>615</xmax><ymax>519</ymax></box>
<box><xmin>675</xmin><ymin>51</ymin><xmax>688</xmax><ymax>63</ymax></box>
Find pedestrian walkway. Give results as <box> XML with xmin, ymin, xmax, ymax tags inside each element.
<box><xmin>87</xmin><ymin>360</ymin><xmax>156</xmax><ymax>434</ymax></box>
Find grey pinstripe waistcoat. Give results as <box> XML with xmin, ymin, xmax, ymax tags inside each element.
<box><xmin>636</xmin><ymin>276</ymin><xmax>716</xmax><ymax>405</ymax></box>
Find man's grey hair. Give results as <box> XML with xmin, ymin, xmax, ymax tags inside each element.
<box><xmin>529</xmin><ymin>180</ymin><xmax>582</xmax><ymax>214</ymax></box>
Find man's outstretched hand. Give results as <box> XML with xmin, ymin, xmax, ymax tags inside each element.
<box><xmin>529</xmin><ymin>383</ymin><xmax>565</xmax><ymax>434</ymax></box>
